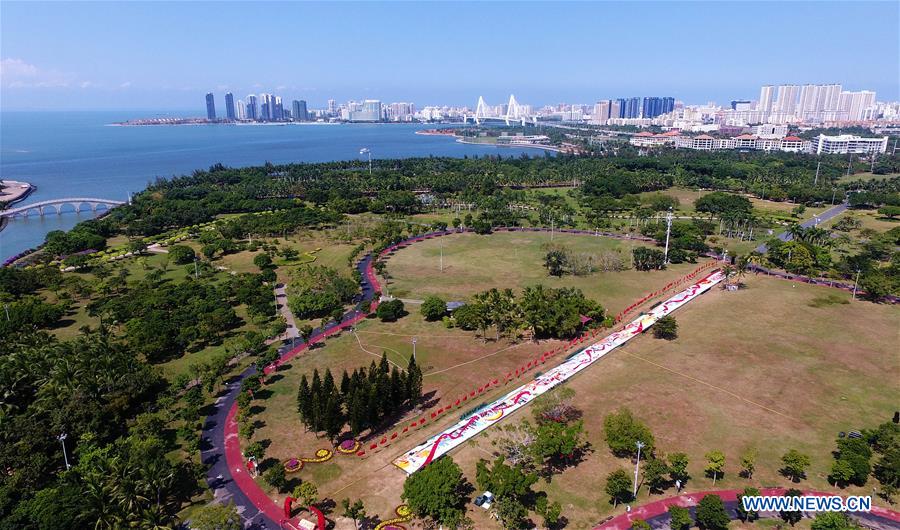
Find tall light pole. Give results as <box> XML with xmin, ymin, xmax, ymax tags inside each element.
<box><xmin>853</xmin><ymin>268</ymin><xmax>861</xmax><ymax>300</ymax></box>
<box><xmin>439</xmin><ymin>238</ymin><xmax>444</xmax><ymax>273</ymax></box>
<box><xmin>813</xmin><ymin>161</ymin><xmax>821</xmax><ymax>187</ymax></box>
<box><xmin>663</xmin><ymin>208</ymin><xmax>674</xmax><ymax>264</ymax></box>
<box><xmin>632</xmin><ymin>440</ymin><xmax>645</xmax><ymax>498</ymax></box>
<box><xmin>360</xmin><ymin>148</ymin><xmax>372</xmax><ymax>174</ymax></box>
<box><xmin>412</xmin><ymin>337</ymin><xmax>417</xmax><ymax>361</ymax></box>
<box><xmin>58</xmin><ymin>433</ymin><xmax>70</xmax><ymax>470</ymax></box>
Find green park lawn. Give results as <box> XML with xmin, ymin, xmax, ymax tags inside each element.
<box><xmin>384</xmin><ymin>231</ymin><xmax>701</xmax><ymax>312</ymax></box>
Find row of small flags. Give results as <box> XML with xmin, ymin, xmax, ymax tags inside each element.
<box><xmin>613</xmin><ymin>261</ymin><xmax>717</xmax><ymax>324</ymax></box>
<box><xmin>357</xmin><ymin>240</ymin><xmax>717</xmax><ymax>457</ymax></box>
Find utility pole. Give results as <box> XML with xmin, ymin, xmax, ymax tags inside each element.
<box><xmin>814</xmin><ymin>161</ymin><xmax>821</xmax><ymax>187</ymax></box>
<box><xmin>439</xmin><ymin>238</ymin><xmax>444</xmax><ymax>272</ymax></box>
<box><xmin>3</xmin><ymin>304</ymin><xmax>8</xmax><ymax>322</ymax></box>
<box><xmin>663</xmin><ymin>208</ymin><xmax>674</xmax><ymax>264</ymax></box>
<box><xmin>550</xmin><ymin>217</ymin><xmax>554</xmax><ymax>241</ymax></box>
<box><xmin>412</xmin><ymin>337</ymin><xmax>417</xmax><ymax>362</ymax></box>
<box><xmin>194</xmin><ymin>258</ymin><xmax>199</xmax><ymax>280</ymax></box>
<box><xmin>632</xmin><ymin>440</ymin><xmax>645</xmax><ymax>498</ymax></box>
<box><xmin>58</xmin><ymin>433</ymin><xmax>70</xmax><ymax>470</ymax></box>
<box><xmin>853</xmin><ymin>268</ymin><xmax>861</xmax><ymax>300</ymax></box>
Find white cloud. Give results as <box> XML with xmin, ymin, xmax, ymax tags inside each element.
<box><xmin>1</xmin><ymin>58</ymin><xmax>74</xmax><ymax>88</ymax></box>
<box><xmin>119</xmin><ymin>81</ymin><xmax>132</xmax><ymax>88</ymax></box>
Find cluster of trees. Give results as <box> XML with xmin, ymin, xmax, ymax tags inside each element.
<box><xmin>829</xmin><ymin>421</ymin><xmax>899</xmax><ymax>499</ymax></box>
<box><xmin>91</xmin><ymin>275</ymin><xmax>243</xmax><ymax>363</ymax></box>
<box><xmin>544</xmin><ymin>245</ymin><xmax>628</xmax><ymax>277</ymax></box>
<box><xmin>640</xmin><ymin>220</ymin><xmax>710</xmax><ymax>264</ymax></box>
<box><xmin>287</xmin><ymin>265</ymin><xmax>358</xmax><ymax>320</ymax></box>
<box><xmin>43</xmin><ymin>220</ymin><xmax>111</xmax><ymax>256</ymax></box>
<box><xmin>0</xmin><ymin>333</ymin><xmax>207</xmax><ymax>529</ymax></box>
<box><xmin>296</xmin><ymin>353</ymin><xmax>423</xmax><ymax>440</ymax></box>
<box><xmin>452</xmin><ymin>285</ymin><xmax>605</xmax><ymax>340</ymax></box>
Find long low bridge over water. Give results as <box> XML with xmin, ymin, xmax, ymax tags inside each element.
<box><xmin>1</xmin><ymin>198</ymin><xmax>126</xmax><ymax>219</ymax></box>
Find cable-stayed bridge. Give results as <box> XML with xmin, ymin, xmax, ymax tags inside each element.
<box><xmin>465</xmin><ymin>95</ymin><xmax>537</xmax><ymax>126</ymax></box>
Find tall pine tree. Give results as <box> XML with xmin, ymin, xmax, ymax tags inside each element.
<box><xmin>297</xmin><ymin>374</ymin><xmax>312</xmax><ymax>430</ymax></box>
<box><xmin>407</xmin><ymin>354</ymin><xmax>423</xmax><ymax>402</ymax></box>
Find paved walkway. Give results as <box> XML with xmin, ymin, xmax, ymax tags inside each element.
<box><xmin>594</xmin><ymin>488</ymin><xmax>900</xmax><ymax>530</ymax></box>
<box><xmin>274</xmin><ymin>283</ymin><xmax>299</xmax><ymax>339</ymax></box>
<box><xmin>755</xmin><ymin>201</ymin><xmax>848</xmax><ymax>253</ymax></box>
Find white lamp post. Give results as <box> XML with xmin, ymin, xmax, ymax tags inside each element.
<box><xmin>360</xmin><ymin>148</ymin><xmax>372</xmax><ymax>174</ymax></box>
<box><xmin>58</xmin><ymin>433</ymin><xmax>70</xmax><ymax>470</ymax></box>
<box><xmin>632</xmin><ymin>440</ymin><xmax>645</xmax><ymax>498</ymax></box>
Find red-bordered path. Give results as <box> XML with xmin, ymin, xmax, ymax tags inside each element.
<box><xmin>594</xmin><ymin>488</ymin><xmax>900</xmax><ymax>530</ymax></box>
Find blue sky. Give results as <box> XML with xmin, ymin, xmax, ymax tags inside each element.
<box><xmin>1</xmin><ymin>1</ymin><xmax>897</xmax><ymax>111</ymax></box>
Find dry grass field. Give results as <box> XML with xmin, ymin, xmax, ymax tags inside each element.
<box><xmin>450</xmin><ymin>275</ymin><xmax>899</xmax><ymax>529</ymax></box>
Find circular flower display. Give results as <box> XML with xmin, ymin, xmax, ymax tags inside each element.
<box><xmin>337</xmin><ymin>439</ymin><xmax>361</xmax><ymax>454</ymax></box>
<box><xmin>283</xmin><ymin>458</ymin><xmax>303</xmax><ymax>473</ymax></box>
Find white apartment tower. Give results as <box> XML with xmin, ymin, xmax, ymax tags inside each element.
<box><xmin>758</xmin><ymin>85</ymin><xmax>775</xmax><ymax>113</ymax></box>
<box><xmin>775</xmin><ymin>84</ymin><xmax>799</xmax><ymax>114</ymax></box>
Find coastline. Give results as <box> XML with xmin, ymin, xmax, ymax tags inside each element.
<box><xmin>0</xmin><ymin>179</ymin><xmax>36</xmax><ymax>207</ymax></box>
<box><xmin>0</xmin><ymin>180</ymin><xmax>35</xmax><ymax>235</ymax></box>
<box><xmin>455</xmin><ymin>137</ymin><xmax>564</xmax><ymax>153</ymax></box>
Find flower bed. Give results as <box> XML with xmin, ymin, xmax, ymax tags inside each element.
<box><xmin>336</xmin><ymin>439</ymin><xmax>361</xmax><ymax>455</ymax></box>
<box><xmin>283</xmin><ymin>457</ymin><xmax>304</xmax><ymax>473</ymax></box>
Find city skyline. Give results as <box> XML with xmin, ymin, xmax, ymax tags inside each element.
<box><xmin>2</xmin><ymin>1</ymin><xmax>898</xmax><ymax>110</ymax></box>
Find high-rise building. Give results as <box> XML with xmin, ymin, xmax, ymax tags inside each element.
<box><xmin>273</xmin><ymin>96</ymin><xmax>284</xmax><ymax>121</ymax></box>
<box><xmin>245</xmin><ymin>95</ymin><xmax>258</xmax><ymax>121</ymax></box>
<box><xmin>758</xmin><ymin>85</ymin><xmax>774</xmax><ymax>113</ymax></box>
<box><xmin>260</xmin><ymin>93</ymin><xmax>272</xmax><ymax>121</ymax></box>
<box><xmin>327</xmin><ymin>99</ymin><xmax>336</xmax><ymax>116</ymax></box>
<box><xmin>349</xmin><ymin>99</ymin><xmax>382</xmax><ymax>122</ymax></box>
<box><xmin>224</xmin><ymin>92</ymin><xmax>235</xmax><ymax>120</ymax></box>
<box><xmin>292</xmin><ymin>100</ymin><xmax>309</xmax><ymax>121</ymax></box>
<box><xmin>235</xmin><ymin>99</ymin><xmax>245</xmax><ymax>120</ymax></box>
<box><xmin>775</xmin><ymin>84</ymin><xmax>799</xmax><ymax>114</ymax></box>
<box><xmin>839</xmin><ymin>90</ymin><xmax>876</xmax><ymax>121</ymax></box>
<box><xmin>592</xmin><ymin>100</ymin><xmax>611</xmax><ymax>123</ymax></box>
<box><xmin>624</xmin><ymin>97</ymin><xmax>641</xmax><ymax>119</ymax></box>
<box><xmin>611</xmin><ymin>99</ymin><xmax>624</xmax><ymax>119</ymax></box>
<box><xmin>205</xmin><ymin>93</ymin><xmax>216</xmax><ymax>120</ymax></box>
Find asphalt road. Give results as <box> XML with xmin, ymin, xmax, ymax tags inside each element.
<box><xmin>755</xmin><ymin>201</ymin><xmax>849</xmax><ymax>254</ymax></box>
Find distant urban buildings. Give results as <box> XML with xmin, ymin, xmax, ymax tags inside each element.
<box><xmin>224</xmin><ymin>92</ymin><xmax>235</xmax><ymax>121</ymax></box>
<box><xmin>205</xmin><ymin>93</ymin><xmax>216</xmax><ymax>120</ymax></box>
<box><xmin>198</xmin><ymin>80</ymin><xmax>896</xmax><ymax>136</ymax></box>
<box><xmin>631</xmin><ymin>130</ymin><xmax>888</xmax><ymax>155</ymax></box>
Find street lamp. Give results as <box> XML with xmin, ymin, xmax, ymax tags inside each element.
<box><xmin>632</xmin><ymin>440</ymin><xmax>645</xmax><ymax>498</ymax></box>
<box><xmin>58</xmin><ymin>433</ymin><xmax>70</xmax><ymax>470</ymax></box>
<box><xmin>853</xmin><ymin>268</ymin><xmax>861</xmax><ymax>300</ymax></box>
<box><xmin>663</xmin><ymin>208</ymin><xmax>674</xmax><ymax>264</ymax></box>
<box><xmin>412</xmin><ymin>337</ymin><xmax>417</xmax><ymax>361</ymax></box>
<box><xmin>360</xmin><ymin>148</ymin><xmax>372</xmax><ymax>174</ymax></box>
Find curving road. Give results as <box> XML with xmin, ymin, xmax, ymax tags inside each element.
<box><xmin>754</xmin><ymin>201</ymin><xmax>848</xmax><ymax>254</ymax></box>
